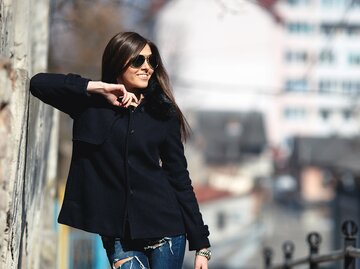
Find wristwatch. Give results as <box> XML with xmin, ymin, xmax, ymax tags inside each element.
<box><xmin>196</xmin><ymin>249</ymin><xmax>211</xmax><ymax>261</ymax></box>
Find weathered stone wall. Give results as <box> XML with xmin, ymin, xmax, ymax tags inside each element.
<box><xmin>0</xmin><ymin>0</ymin><xmax>58</xmax><ymax>268</ymax></box>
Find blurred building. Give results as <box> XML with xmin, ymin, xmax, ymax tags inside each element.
<box><xmin>273</xmin><ymin>0</ymin><xmax>360</xmax><ymax>147</ymax></box>
<box><xmin>155</xmin><ymin>0</ymin><xmax>282</xmax><ymax>117</ymax></box>
<box><xmin>196</xmin><ymin>111</ymin><xmax>267</xmax><ymax>163</ymax></box>
<box><xmin>155</xmin><ymin>0</ymin><xmax>360</xmax><ymax>151</ymax></box>
<box><xmin>155</xmin><ymin>0</ymin><xmax>280</xmax><ymax>189</ymax></box>
<box><xmin>182</xmin><ymin>185</ymin><xmax>266</xmax><ymax>269</ymax></box>
<box><xmin>155</xmin><ymin>1</ymin><xmax>360</xmax><ymax>267</ymax></box>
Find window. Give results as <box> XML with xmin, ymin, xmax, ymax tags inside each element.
<box><xmin>217</xmin><ymin>211</ymin><xmax>226</xmax><ymax>230</ymax></box>
<box><xmin>318</xmin><ymin>80</ymin><xmax>360</xmax><ymax>94</ymax></box>
<box><xmin>285</xmin><ymin>50</ymin><xmax>308</xmax><ymax>63</ymax></box>
<box><xmin>319</xmin><ymin>49</ymin><xmax>335</xmax><ymax>64</ymax></box>
<box><xmin>319</xmin><ymin>80</ymin><xmax>338</xmax><ymax>93</ymax></box>
<box><xmin>285</xmin><ymin>79</ymin><xmax>308</xmax><ymax>92</ymax></box>
<box><xmin>346</xmin><ymin>24</ymin><xmax>360</xmax><ymax>36</ymax></box>
<box><xmin>321</xmin><ymin>0</ymin><xmax>349</xmax><ymax>8</ymax></box>
<box><xmin>287</xmin><ymin>0</ymin><xmax>310</xmax><ymax>6</ymax></box>
<box><xmin>287</xmin><ymin>22</ymin><xmax>314</xmax><ymax>34</ymax></box>
<box><xmin>225</xmin><ymin>120</ymin><xmax>242</xmax><ymax>137</ymax></box>
<box><xmin>284</xmin><ymin>107</ymin><xmax>307</xmax><ymax>120</ymax></box>
<box><xmin>320</xmin><ymin>23</ymin><xmax>334</xmax><ymax>35</ymax></box>
<box><xmin>342</xmin><ymin>81</ymin><xmax>352</xmax><ymax>94</ymax></box>
<box><xmin>321</xmin><ymin>0</ymin><xmax>334</xmax><ymax>7</ymax></box>
<box><xmin>353</xmin><ymin>0</ymin><xmax>360</xmax><ymax>8</ymax></box>
<box><xmin>319</xmin><ymin>109</ymin><xmax>331</xmax><ymax>121</ymax></box>
<box><xmin>348</xmin><ymin>53</ymin><xmax>360</xmax><ymax>65</ymax></box>
<box><xmin>342</xmin><ymin>81</ymin><xmax>360</xmax><ymax>95</ymax></box>
<box><xmin>321</xmin><ymin>22</ymin><xmax>360</xmax><ymax>36</ymax></box>
<box><xmin>342</xmin><ymin>109</ymin><xmax>352</xmax><ymax>120</ymax></box>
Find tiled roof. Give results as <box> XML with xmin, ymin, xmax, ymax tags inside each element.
<box><xmin>193</xmin><ymin>184</ymin><xmax>233</xmax><ymax>204</ymax></box>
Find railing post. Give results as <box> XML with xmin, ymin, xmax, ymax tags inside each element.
<box><xmin>282</xmin><ymin>241</ymin><xmax>295</xmax><ymax>269</ymax></box>
<box><xmin>307</xmin><ymin>232</ymin><xmax>321</xmax><ymax>269</ymax></box>
<box><xmin>342</xmin><ymin>220</ymin><xmax>358</xmax><ymax>269</ymax></box>
<box><xmin>263</xmin><ymin>247</ymin><xmax>273</xmax><ymax>269</ymax></box>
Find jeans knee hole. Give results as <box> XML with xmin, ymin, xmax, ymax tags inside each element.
<box><xmin>113</xmin><ymin>257</ymin><xmax>133</xmax><ymax>269</ymax></box>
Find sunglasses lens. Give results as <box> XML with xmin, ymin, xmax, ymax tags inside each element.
<box><xmin>130</xmin><ymin>55</ymin><xmax>158</xmax><ymax>69</ymax></box>
<box><xmin>131</xmin><ymin>55</ymin><xmax>145</xmax><ymax>68</ymax></box>
<box><xmin>149</xmin><ymin>55</ymin><xmax>158</xmax><ymax>69</ymax></box>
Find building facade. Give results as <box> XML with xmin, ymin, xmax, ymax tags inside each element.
<box><xmin>156</xmin><ymin>0</ymin><xmax>360</xmax><ymax>149</ymax></box>
<box><xmin>273</xmin><ymin>0</ymin><xmax>360</xmax><ymax>146</ymax></box>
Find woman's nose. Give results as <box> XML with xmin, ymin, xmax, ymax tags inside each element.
<box><xmin>141</xmin><ymin>61</ymin><xmax>150</xmax><ymax>70</ymax></box>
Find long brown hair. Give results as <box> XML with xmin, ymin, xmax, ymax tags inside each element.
<box><xmin>102</xmin><ymin>31</ymin><xmax>190</xmax><ymax>141</ymax></box>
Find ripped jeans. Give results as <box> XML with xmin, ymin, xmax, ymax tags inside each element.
<box><xmin>101</xmin><ymin>234</ymin><xmax>186</xmax><ymax>269</ymax></box>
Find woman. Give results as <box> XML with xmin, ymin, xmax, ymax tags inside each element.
<box><xmin>30</xmin><ymin>32</ymin><xmax>211</xmax><ymax>269</ymax></box>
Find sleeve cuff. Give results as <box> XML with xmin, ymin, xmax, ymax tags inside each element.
<box><xmin>187</xmin><ymin>226</ymin><xmax>211</xmax><ymax>251</ymax></box>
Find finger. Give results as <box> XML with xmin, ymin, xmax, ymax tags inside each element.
<box><xmin>130</xmin><ymin>101</ymin><xmax>138</xmax><ymax>107</ymax></box>
<box><xmin>122</xmin><ymin>90</ymin><xmax>128</xmax><ymax>101</ymax></box>
<box><xmin>119</xmin><ymin>94</ymin><xmax>131</xmax><ymax>106</ymax></box>
<box><xmin>199</xmin><ymin>261</ymin><xmax>207</xmax><ymax>269</ymax></box>
<box><xmin>122</xmin><ymin>94</ymin><xmax>136</xmax><ymax>107</ymax></box>
<box><xmin>119</xmin><ymin>95</ymin><xmax>130</xmax><ymax>108</ymax></box>
<box><xmin>125</xmin><ymin>97</ymin><xmax>133</xmax><ymax>107</ymax></box>
<box><xmin>130</xmin><ymin>93</ymin><xmax>139</xmax><ymax>104</ymax></box>
<box><xmin>108</xmin><ymin>84</ymin><xmax>127</xmax><ymax>99</ymax></box>
<box><xmin>111</xmin><ymin>97</ymin><xmax>122</xmax><ymax>107</ymax></box>
<box><xmin>117</xmin><ymin>95</ymin><xmax>124</xmax><ymax>104</ymax></box>
<box><xmin>194</xmin><ymin>257</ymin><xmax>207</xmax><ymax>269</ymax></box>
<box><xmin>118</xmin><ymin>94</ymin><xmax>131</xmax><ymax>107</ymax></box>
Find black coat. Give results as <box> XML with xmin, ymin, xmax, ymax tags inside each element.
<box><xmin>29</xmin><ymin>73</ymin><xmax>210</xmax><ymax>251</ymax></box>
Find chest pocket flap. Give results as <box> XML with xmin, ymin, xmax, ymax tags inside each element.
<box><xmin>72</xmin><ymin>106</ymin><xmax>123</xmax><ymax>145</ymax></box>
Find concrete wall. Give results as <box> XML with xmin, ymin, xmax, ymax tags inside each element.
<box><xmin>0</xmin><ymin>0</ymin><xmax>58</xmax><ymax>268</ymax></box>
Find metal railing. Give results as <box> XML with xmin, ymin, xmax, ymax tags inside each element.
<box><xmin>263</xmin><ymin>220</ymin><xmax>360</xmax><ymax>269</ymax></box>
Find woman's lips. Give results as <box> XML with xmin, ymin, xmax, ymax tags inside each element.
<box><xmin>137</xmin><ymin>74</ymin><xmax>149</xmax><ymax>79</ymax></box>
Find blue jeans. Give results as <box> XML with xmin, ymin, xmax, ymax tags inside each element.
<box><xmin>101</xmin><ymin>234</ymin><xmax>186</xmax><ymax>269</ymax></box>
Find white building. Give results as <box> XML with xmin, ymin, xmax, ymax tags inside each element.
<box><xmin>272</xmin><ymin>0</ymin><xmax>360</xmax><ymax>147</ymax></box>
<box><xmin>155</xmin><ymin>0</ymin><xmax>360</xmax><ymax>148</ymax></box>
<box><xmin>155</xmin><ymin>0</ymin><xmax>282</xmax><ymax>137</ymax></box>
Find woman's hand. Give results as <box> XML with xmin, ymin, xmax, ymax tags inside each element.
<box><xmin>87</xmin><ymin>81</ymin><xmax>138</xmax><ymax>107</ymax></box>
<box><xmin>194</xmin><ymin>254</ymin><xmax>209</xmax><ymax>269</ymax></box>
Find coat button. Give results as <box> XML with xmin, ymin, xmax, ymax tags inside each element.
<box><xmin>130</xmin><ymin>129</ymin><xmax>135</xmax><ymax>134</ymax></box>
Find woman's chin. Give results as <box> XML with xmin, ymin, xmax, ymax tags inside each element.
<box><xmin>136</xmin><ymin>82</ymin><xmax>149</xmax><ymax>89</ymax></box>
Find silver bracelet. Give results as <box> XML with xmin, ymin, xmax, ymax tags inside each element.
<box><xmin>196</xmin><ymin>249</ymin><xmax>211</xmax><ymax>261</ymax></box>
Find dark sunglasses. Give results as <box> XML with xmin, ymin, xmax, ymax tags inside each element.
<box><xmin>130</xmin><ymin>54</ymin><xmax>158</xmax><ymax>70</ymax></box>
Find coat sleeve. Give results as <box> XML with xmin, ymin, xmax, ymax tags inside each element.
<box><xmin>159</xmin><ymin>115</ymin><xmax>210</xmax><ymax>251</ymax></box>
<box><xmin>29</xmin><ymin>73</ymin><xmax>91</xmax><ymax>117</ymax></box>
